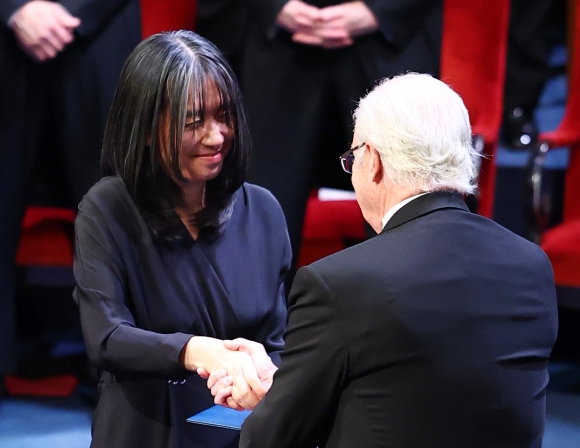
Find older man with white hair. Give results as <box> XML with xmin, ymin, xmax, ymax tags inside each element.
<box><xmin>206</xmin><ymin>73</ymin><xmax>558</xmax><ymax>448</ymax></box>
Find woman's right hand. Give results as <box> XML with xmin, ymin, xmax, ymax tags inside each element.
<box><xmin>182</xmin><ymin>336</ymin><xmax>267</xmax><ymax>409</ymax></box>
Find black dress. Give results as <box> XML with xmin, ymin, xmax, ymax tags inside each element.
<box><xmin>73</xmin><ymin>176</ymin><xmax>291</xmax><ymax>448</ymax></box>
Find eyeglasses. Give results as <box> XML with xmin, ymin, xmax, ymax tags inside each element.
<box><xmin>339</xmin><ymin>142</ymin><xmax>365</xmax><ymax>174</ymax></box>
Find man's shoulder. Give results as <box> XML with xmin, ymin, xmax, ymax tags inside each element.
<box><xmin>307</xmin><ymin>237</ymin><xmax>378</xmax><ymax>282</ymax></box>
<box><xmin>467</xmin><ymin>210</ymin><xmax>551</xmax><ymax>264</ymax></box>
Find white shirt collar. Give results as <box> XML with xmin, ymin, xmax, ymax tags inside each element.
<box><xmin>381</xmin><ymin>192</ymin><xmax>428</xmax><ymax>230</ymax></box>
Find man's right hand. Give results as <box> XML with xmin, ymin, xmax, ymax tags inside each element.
<box><xmin>9</xmin><ymin>0</ymin><xmax>81</xmax><ymax>63</ymax></box>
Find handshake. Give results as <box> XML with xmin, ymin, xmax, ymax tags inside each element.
<box><xmin>183</xmin><ymin>337</ymin><xmax>278</xmax><ymax>411</ymax></box>
<box><xmin>276</xmin><ymin>0</ymin><xmax>379</xmax><ymax>49</ymax></box>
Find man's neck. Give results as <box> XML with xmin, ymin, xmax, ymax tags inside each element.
<box><xmin>370</xmin><ymin>184</ymin><xmax>422</xmax><ymax>233</ymax></box>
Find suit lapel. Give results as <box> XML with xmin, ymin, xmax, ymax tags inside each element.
<box><xmin>381</xmin><ymin>191</ymin><xmax>470</xmax><ymax>233</ymax></box>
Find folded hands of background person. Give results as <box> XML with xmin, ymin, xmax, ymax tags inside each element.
<box><xmin>9</xmin><ymin>0</ymin><xmax>81</xmax><ymax>62</ymax></box>
<box><xmin>275</xmin><ymin>0</ymin><xmax>379</xmax><ymax>49</ymax></box>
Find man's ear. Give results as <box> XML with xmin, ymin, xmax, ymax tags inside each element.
<box><xmin>367</xmin><ymin>144</ymin><xmax>383</xmax><ymax>184</ymax></box>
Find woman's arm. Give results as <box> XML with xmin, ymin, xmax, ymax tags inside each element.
<box><xmin>74</xmin><ymin>208</ymin><xmax>265</xmax><ymax>395</ymax></box>
<box><xmin>74</xmin><ymin>210</ymin><xmax>193</xmax><ymax>378</ymax></box>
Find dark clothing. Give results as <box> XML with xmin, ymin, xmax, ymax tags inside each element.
<box><xmin>242</xmin><ymin>0</ymin><xmax>442</xmax><ymax>262</ymax></box>
<box><xmin>503</xmin><ymin>0</ymin><xmax>566</xmax><ymax>112</ymax></box>
<box><xmin>241</xmin><ymin>191</ymin><xmax>558</xmax><ymax>448</ymax></box>
<box><xmin>0</xmin><ymin>0</ymin><xmax>141</xmax><ymax>376</ymax></box>
<box><xmin>73</xmin><ymin>177</ymin><xmax>291</xmax><ymax>448</ymax></box>
<box><xmin>196</xmin><ymin>0</ymin><xmax>248</xmax><ymax>77</ymax></box>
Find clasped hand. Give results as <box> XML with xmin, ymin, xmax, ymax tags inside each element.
<box><xmin>276</xmin><ymin>0</ymin><xmax>379</xmax><ymax>49</ymax></box>
<box><xmin>196</xmin><ymin>338</ymin><xmax>278</xmax><ymax>411</ymax></box>
<box><xmin>9</xmin><ymin>0</ymin><xmax>81</xmax><ymax>62</ymax></box>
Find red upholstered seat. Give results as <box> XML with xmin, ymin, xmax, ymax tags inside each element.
<box><xmin>5</xmin><ymin>373</ymin><xmax>79</xmax><ymax>397</ymax></box>
<box><xmin>16</xmin><ymin>207</ymin><xmax>75</xmax><ymax>267</ymax></box>
<box><xmin>140</xmin><ymin>0</ymin><xmax>196</xmax><ymax>39</ymax></box>
<box><xmin>440</xmin><ymin>0</ymin><xmax>511</xmax><ymax>217</ymax></box>
<box><xmin>542</xmin><ymin>220</ymin><xmax>580</xmax><ymax>287</ymax></box>
<box><xmin>297</xmin><ymin>191</ymin><xmax>366</xmax><ymax>268</ymax></box>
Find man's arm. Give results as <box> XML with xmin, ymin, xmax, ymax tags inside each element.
<box><xmin>240</xmin><ymin>265</ymin><xmax>349</xmax><ymax>448</ymax></box>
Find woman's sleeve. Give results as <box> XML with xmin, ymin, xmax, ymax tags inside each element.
<box><xmin>73</xmin><ymin>208</ymin><xmax>192</xmax><ymax>379</ymax></box>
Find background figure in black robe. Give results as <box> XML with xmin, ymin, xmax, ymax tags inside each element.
<box><xmin>241</xmin><ymin>0</ymin><xmax>442</xmax><ymax>265</ymax></box>
<box><xmin>0</xmin><ymin>0</ymin><xmax>141</xmax><ymax>387</ymax></box>
<box><xmin>501</xmin><ymin>0</ymin><xmax>566</xmax><ymax>149</ymax></box>
<box><xmin>74</xmin><ymin>31</ymin><xmax>290</xmax><ymax>448</ymax></box>
<box><xmin>196</xmin><ymin>0</ymin><xmax>249</xmax><ymax>79</ymax></box>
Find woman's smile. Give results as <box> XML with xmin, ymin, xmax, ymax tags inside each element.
<box><xmin>195</xmin><ymin>151</ymin><xmax>223</xmax><ymax>162</ymax></box>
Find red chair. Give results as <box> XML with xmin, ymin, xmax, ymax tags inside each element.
<box><xmin>16</xmin><ymin>207</ymin><xmax>75</xmax><ymax>268</ymax></box>
<box><xmin>298</xmin><ymin>190</ymin><xmax>366</xmax><ymax>268</ymax></box>
<box><xmin>140</xmin><ymin>0</ymin><xmax>196</xmax><ymax>39</ymax></box>
<box><xmin>440</xmin><ymin>0</ymin><xmax>511</xmax><ymax>218</ymax></box>
<box><xmin>528</xmin><ymin>0</ymin><xmax>580</xmax><ymax>289</ymax></box>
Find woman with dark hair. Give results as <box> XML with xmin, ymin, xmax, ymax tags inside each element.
<box><xmin>73</xmin><ymin>30</ymin><xmax>291</xmax><ymax>448</ymax></box>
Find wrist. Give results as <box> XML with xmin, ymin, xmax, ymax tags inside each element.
<box><xmin>182</xmin><ymin>336</ymin><xmax>222</xmax><ymax>371</ymax></box>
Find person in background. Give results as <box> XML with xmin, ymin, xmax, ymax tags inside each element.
<box><xmin>501</xmin><ymin>0</ymin><xmax>566</xmax><ymax>149</ymax></box>
<box><xmin>73</xmin><ymin>31</ymin><xmax>290</xmax><ymax>448</ymax></box>
<box><xmin>207</xmin><ymin>73</ymin><xmax>558</xmax><ymax>448</ymax></box>
<box><xmin>196</xmin><ymin>0</ymin><xmax>248</xmax><ymax>78</ymax></box>
<box><xmin>241</xmin><ymin>0</ymin><xmax>443</xmax><ymax>267</ymax></box>
<box><xmin>0</xmin><ymin>0</ymin><xmax>140</xmax><ymax>393</ymax></box>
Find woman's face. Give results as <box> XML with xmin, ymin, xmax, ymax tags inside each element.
<box><xmin>162</xmin><ymin>79</ymin><xmax>234</xmax><ymax>186</ymax></box>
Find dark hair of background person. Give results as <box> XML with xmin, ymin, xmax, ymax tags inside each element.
<box><xmin>101</xmin><ymin>30</ymin><xmax>250</xmax><ymax>239</ymax></box>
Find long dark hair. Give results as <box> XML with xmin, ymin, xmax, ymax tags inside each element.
<box><xmin>101</xmin><ymin>30</ymin><xmax>250</xmax><ymax>239</ymax></box>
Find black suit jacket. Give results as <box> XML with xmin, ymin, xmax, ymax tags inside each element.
<box><xmin>240</xmin><ymin>192</ymin><xmax>558</xmax><ymax>448</ymax></box>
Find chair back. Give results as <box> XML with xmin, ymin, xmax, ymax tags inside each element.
<box><xmin>140</xmin><ymin>0</ymin><xmax>196</xmax><ymax>39</ymax></box>
<box><xmin>440</xmin><ymin>0</ymin><xmax>511</xmax><ymax>217</ymax></box>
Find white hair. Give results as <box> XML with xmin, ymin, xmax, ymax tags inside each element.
<box><xmin>353</xmin><ymin>73</ymin><xmax>480</xmax><ymax>194</ymax></box>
